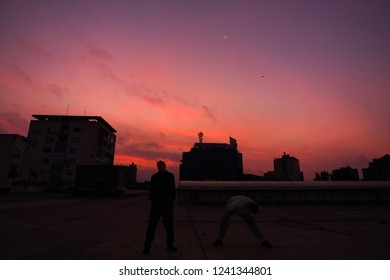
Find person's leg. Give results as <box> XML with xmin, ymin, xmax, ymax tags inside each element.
<box><xmin>144</xmin><ymin>203</ymin><xmax>161</xmax><ymax>251</ymax></box>
<box><xmin>239</xmin><ymin>213</ymin><xmax>266</xmax><ymax>240</ymax></box>
<box><xmin>213</xmin><ymin>212</ymin><xmax>233</xmax><ymax>245</ymax></box>
<box><xmin>239</xmin><ymin>213</ymin><xmax>273</xmax><ymax>248</ymax></box>
<box><xmin>161</xmin><ymin>202</ymin><xmax>175</xmax><ymax>249</ymax></box>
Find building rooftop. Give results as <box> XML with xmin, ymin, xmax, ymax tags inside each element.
<box><xmin>32</xmin><ymin>115</ymin><xmax>117</xmax><ymax>133</ymax></box>
<box><xmin>178</xmin><ymin>180</ymin><xmax>390</xmax><ymax>189</ymax></box>
<box><xmin>0</xmin><ymin>191</ymin><xmax>389</xmax><ymax>260</ymax></box>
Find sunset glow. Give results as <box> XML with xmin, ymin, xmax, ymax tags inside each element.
<box><xmin>1</xmin><ymin>0</ymin><xmax>389</xmax><ymax>181</ymax></box>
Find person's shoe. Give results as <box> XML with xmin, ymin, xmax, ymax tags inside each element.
<box><xmin>213</xmin><ymin>238</ymin><xmax>223</xmax><ymax>246</ymax></box>
<box><xmin>261</xmin><ymin>239</ymin><xmax>273</xmax><ymax>248</ymax></box>
<box><xmin>167</xmin><ymin>246</ymin><xmax>178</xmax><ymax>252</ymax></box>
<box><xmin>143</xmin><ymin>247</ymin><xmax>150</xmax><ymax>255</ymax></box>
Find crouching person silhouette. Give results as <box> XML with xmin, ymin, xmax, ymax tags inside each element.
<box><xmin>213</xmin><ymin>195</ymin><xmax>273</xmax><ymax>248</ymax></box>
<box><xmin>144</xmin><ymin>161</ymin><xmax>177</xmax><ymax>254</ymax></box>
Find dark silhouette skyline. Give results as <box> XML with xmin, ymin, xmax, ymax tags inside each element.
<box><xmin>0</xmin><ymin>114</ymin><xmax>389</xmax><ymax>193</ymax></box>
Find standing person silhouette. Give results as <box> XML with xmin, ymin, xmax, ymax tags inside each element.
<box><xmin>213</xmin><ymin>195</ymin><xmax>273</xmax><ymax>248</ymax></box>
<box><xmin>144</xmin><ymin>160</ymin><xmax>177</xmax><ymax>254</ymax></box>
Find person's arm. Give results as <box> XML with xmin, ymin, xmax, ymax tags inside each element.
<box><xmin>170</xmin><ymin>173</ymin><xmax>176</xmax><ymax>201</ymax></box>
<box><xmin>149</xmin><ymin>174</ymin><xmax>156</xmax><ymax>201</ymax></box>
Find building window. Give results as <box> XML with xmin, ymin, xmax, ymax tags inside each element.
<box><xmin>45</xmin><ymin>137</ymin><xmax>55</xmax><ymax>144</ymax></box>
<box><xmin>66</xmin><ymin>159</ymin><xmax>76</xmax><ymax>165</ymax></box>
<box><xmin>65</xmin><ymin>181</ymin><xmax>74</xmax><ymax>187</ymax></box>
<box><xmin>66</xmin><ymin>169</ymin><xmax>75</xmax><ymax>176</ymax></box>
<box><xmin>97</xmin><ymin>148</ymin><xmax>103</xmax><ymax>158</ymax></box>
<box><xmin>55</xmin><ymin>146</ymin><xmax>66</xmax><ymax>153</ymax></box>
<box><xmin>60</xmin><ymin>125</ymin><xmax>69</xmax><ymax>131</ymax></box>
<box><xmin>39</xmin><ymin>170</ymin><xmax>49</xmax><ymax>175</ymax></box>
<box><xmin>30</xmin><ymin>129</ymin><xmax>41</xmax><ymax>135</ymax></box>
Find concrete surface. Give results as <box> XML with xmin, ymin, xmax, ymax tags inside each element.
<box><xmin>177</xmin><ymin>181</ymin><xmax>390</xmax><ymax>204</ymax></box>
<box><xmin>0</xmin><ymin>191</ymin><xmax>390</xmax><ymax>260</ymax></box>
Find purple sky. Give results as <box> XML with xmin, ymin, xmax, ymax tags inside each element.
<box><xmin>0</xmin><ymin>0</ymin><xmax>389</xmax><ymax>181</ymax></box>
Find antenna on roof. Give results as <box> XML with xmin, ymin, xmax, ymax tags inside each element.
<box><xmin>84</xmin><ymin>106</ymin><xmax>87</xmax><ymax>116</ymax></box>
<box><xmin>198</xmin><ymin>132</ymin><xmax>203</xmax><ymax>143</ymax></box>
<box><xmin>66</xmin><ymin>105</ymin><xmax>69</xmax><ymax>115</ymax></box>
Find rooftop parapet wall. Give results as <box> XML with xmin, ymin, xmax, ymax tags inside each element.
<box><xmin>177</xmin><ymin>181</ymin><xmax>390</xmax><ymax>204</ymax></box>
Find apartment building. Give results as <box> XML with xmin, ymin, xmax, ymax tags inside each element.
<box><xmin>362</xmin><ymin>154</ymin><xmax>390</xmax><ymax>180</ymax></box>
<box><xmin>21</xmin><ymin>115</ymin><xmax>116</xmax><ymax>190</ymax></box>
<box><xmin>273</xmin><ymin>152</ymin><xmax>304</xmax><ymax>181</ymax></box>
<box><xmin>0</xmin><ymin>134</ymin><xmax>27</xmax><ymax>189</ymax></box>
<box><xmin>180</xmin><ymin>137</ymin><xmax>243</xmax><ymax>180</ymax></box>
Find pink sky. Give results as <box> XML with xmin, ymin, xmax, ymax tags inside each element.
<box><xmin>1</xmin><ymin>0</ymin><xmax>389</xmax><ymax>182</ymax></box>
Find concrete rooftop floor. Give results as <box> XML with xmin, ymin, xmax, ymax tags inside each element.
<box><xmin>0</xmin><ymin>191</ymin><xmax>390</xmax><ymax>260</ymax></box>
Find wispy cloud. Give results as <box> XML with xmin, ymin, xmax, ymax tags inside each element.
<box><xmin>139</xmin><ymin>85</ymin><xmax>165</xmax><ymax>106</ymax></box>
<box><xmin>8</xmin><ymin>64</ymin><xmax>34</xmax><ymax>85</ymax></box>
<box><xmin>96</xmin><ymin>63</ymin><xmax>120</xmax><ymax>81</ymax></box>
<box><xmin>15</xmin><ymin>37</ymin><xmax>51</xmax><ymax>59</ymax></box>
<box><xmin>0</xmin><ymin>64</ymin><xmax>38</xmax><ymax>90</ymax></box>
<box><xmin>46</xmin><ymin>84</ymin><xmax>68</xmax><ymax>98</ymax></box>
<box><xmin>120</xmin><ymin>141</ymin><xmax>180</xmax><ymax>162</ymax></box>
<box><xmin>87</xmin><ymin>44</ymin><xmax>113</xmax><ymax>60</ymax></box>
<box><xmin>125</xmin><ymin>83</ymin><xmax>166</xmax><ymax>106</ymax></box>
<box><xmin>0</xmin><ymin>112</ymin><xmax>29</xmax><ymax>135</ymax></box>
<box><xmin>201</xmin><ymin>105</ymin><xmax>215</xmax><ymax>119</ymax></box>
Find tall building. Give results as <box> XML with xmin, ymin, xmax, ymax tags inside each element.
<box><xmin>21</xmin><ymin>115</ymin><xmax>116</xmax><ymax>190</ymax></box>
<box><xmin>362</xmin><ymin>154</ymin><xmax>390</xmax><ymax>181</ymax></box>
<box><xmin>0</xmin><ymin>134</ymin><xmax>27</xmax><ymax>188</ymax></box>
<box><xmin>273</xmin><ymin>152</ymin><xmax>303</xmax><ymax>181</ymax></box>
<box><xmin>331</xmin><ymin>166</ymin><xmax>359</xmax><ymax>181</ymax></box>
<box><xmin>180</xmin><ymin>137</ymin><xmax>243</xmax><ymax>180</ymax></box>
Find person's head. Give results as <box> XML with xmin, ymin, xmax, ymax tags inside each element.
<box><xmin>157</xmin><ymin>160</ymin><xmax>167</xmax><ymax>172</ymax></box>
<box><xmin>247</xmin><ymin>202</ymin><xmax>259</xmax><ymax>214</ymax></box>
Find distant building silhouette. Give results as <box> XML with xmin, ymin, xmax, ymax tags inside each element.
<box><xmin>21</xmin><ymin>115</ymin><xmax>116</xmax><ymax>190</ymax></box>
<box><xmin>314</xmin><ymin>171</ymin><xmax>331</xmax><ymax>181</ymax></box>
<box><xmin>362</xmin><ymin>154</ymin><xmax>390</xmax><ymax>181</ymax></box>
<box><xmin>74</xmin><ymin>163</ymin><xmax>137</xmax><ymax>196</ymax></box>
<box><xmin>0</xmin><ymin>134</ymin><xmax>27</xmax><ymax>189</ymax></box>
<box><xmin>263</xmin><ymin>171</ymin><xmax>277</xmax><ymax>180</ymax></box>
<box><xmin>180</xmin><ymin>137</ymin><xmax>243</xmax><ymax>180</ymax></box>
<box><xmin>273</xmin><ymin>152</ymin><xmax>303</xmax><ymax>181</ymax></box>
<box><xmin>331</xmin><ymin>166</ymin><xmax>359</xmax><ymax>181</ymax></box>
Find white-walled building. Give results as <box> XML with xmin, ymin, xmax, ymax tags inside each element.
<box><xmin>21</xmin><ymin>115</ymin><xmax>116</xmax><ymax>190</ymax></box>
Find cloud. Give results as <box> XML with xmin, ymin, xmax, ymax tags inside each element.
<box><xmin>47</xmin><ymin>84</ymin><xmax>68</xmax><ymax>98</ymax></box>
<box><xmin>125</xmin><ymin>83</ymin><xmax>166</xmax><ymax>106</ymax></box>
<box><xmin>96</xmin><ymin>63</ymin><xmax>120</xmax><ymax>81</ymax></box>
<box><xmin>7</xmin><ymin>64</ymin><xmax>34</xmax><ymax>86</ymax></box>
<box><xmin>0</xmin><ymin>64</ymin><xmax>39</xmax><ymax>91</ymax></box>
<box><xmin>0</xmin><ymin>112</ymin><xmax>29</xmax><ymax>135</ymax></box>
<box><xmin>142</xmin><ymin>94</ymin><xmax>164</xmax><ymax>105</ymax></box>
<box><xmin>140</xmin><ymin>85</ymin><xmax>165</xmax><ymax>106</ymax></box>
<box><xmin>15</xmin><ymin>37</ymin><xmax>51</xmax><ymax>59</ymax></box>
<box><xmin>88</xmin><ymin>44</ymin><xmax>113</xmax><ymax>60</ymax></box>
<box><xmin>338</xmin><ymin>154</ymin><xmax>371</xmax><ymax>169</ymax></box>
<box><xmin>120</xmin><ymin>141</ymin><xmax>180</xmax><ymax>162</ymax></box>
<box><xmin>201</xmin><ymin>105</ymin><xmax>215</xmax><ymax>119</ymax></box>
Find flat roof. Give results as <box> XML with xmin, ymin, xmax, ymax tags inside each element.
<box><xmin>1</xmin><ymin>193</ymin><xmax>389</xmax><ymax>260</ymax></box>
<box><xmin>32</xmin><ymin>114</ymin><xmax>116</xmax><ymax>133</ymax></box>
<box><xmin>178</xmin><ymin>180</ymin><xmax>390</xmax><ymax>189</ymax></box>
